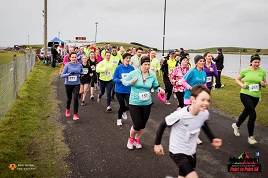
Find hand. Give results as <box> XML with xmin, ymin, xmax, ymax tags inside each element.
<box><xmin>130</xmin><ymin>78</ymin><xmax>138</xmax><ymax>85</ymax></box>
<box><xmin>189</xmin><ymin>87</ymin><xmax>192</xmax><ymax>90</ymax></box>
<box><xmin>105</xmin><ymin>68</ymin><xmax>109</xmax><ymax>72</ymax></box>
<box><xmin>210</xmin><ymin>67</ymin><xmax>214</xmax><ymax>72</ymax></box>
<box><xmin>212</xmin><ymin>138</ymin><xmax>222</xmax><ymax>149</ymax></box>
<box><xmin>241</xmin><ymin>84</ymin><xmax>247</xmax><ymax>88</ymax></box>
<box><xmin>90</xmin><ymin>73</ymin><xmax>93</xmax><ymax>77</ymax></box>
<box><xmin>79</xmin><ymin>74</ymin><xmax>84</xmax><ymax>78</ymax></box>
<box><xmin>159</xmin><ymin>88</ymin><xmax>165</xmax><ymax>94</ymax></box>
<box><xmin>69</xmin><ymin>72</ymin><xmax>74</xmax><ymax>75</ymax></box>
<box><xmin>260</xmin><ymin>81</ymin><xmax>267</xmax><ymax>88</ymax></box>
<box><xmin>154</xmin><ymin>145</ymin><xmax>164</xmax><ymax>155</ymax></box>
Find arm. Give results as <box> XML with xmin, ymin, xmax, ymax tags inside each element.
<box><xmin>60</xmin><ymin>65</ymin><xmax>70</xmax><ymax>78</ymax></box>
<box><xmin>213</xmin><ymin>64</ymin><xmax>219</xmax><ymax>78</ymax></box>
<box><xmin>122</xmin><ymin>71</ymin><xmax>134</xmax><ymax>86</ymax></box>
<box><xmin>154</xmin><ymin>120</ymin><xmax>168</xmax><ymax>155</ymax></box>
<box><xmin>236</xmin><ymin>75</ymin><xmax>247</xmax><ymax>88</ymax></box>
<box><xmin>113</xmin><ymin>67</ymin><xmax>121</xmax><ymax>83</ymax></box>
<box><xmin>169</xmin><ymin>69</ymin><xmax>177</xmax><ymax>85</ymax></box>
<box><xmin>63</xmin><ymin>55</ymin><xmax>69</xmax><ymax>66</ymax></box>
<box><xmin>96</xmin><ymin>62</ymin><xmax>106</xmax><ymax>73</ymax></box>
<box><xmin>202</xmin><ymin>120</ymin><xmax>222</xmax><ymax>149</ymax></box>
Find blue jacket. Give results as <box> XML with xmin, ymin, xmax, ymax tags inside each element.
<box><xmin>113</xmin><ymin>64</ymin><xmax>135</xmax><ymax>94</ymax></box>
<box><xmin>60</xmin><ymin>62</ymin><xmax>84</xmax><ymax>85</ymax></box>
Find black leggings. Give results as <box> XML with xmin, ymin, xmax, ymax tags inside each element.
<box><xmin>215</xmin><ymin>70</ymin><xmax>222</xmax><ymax>88</ymax></box>
<box><xmin>163</xmin><ymin>76</ymin><xmax>173</xmax><ymax>100</ymax></box>
<box><xmin>116</xmin><ymin>93</ymin><xmax>130</xmax><ymax>119</ymax></box>
<box><xmin>65</xmin><ymin>85</ymin><xmax>80</xmax><ymax>114</ymax></box>
<box><xmin>129</xmin><ymin>104</ymin><xmax>151</xmax><ymax>131</ymax></box>
<box><xmin>175</xmin><ymin>92</ymin><xmax>184</xmax><ymax>108</ymax></box>
<box><xmin>236</xmin><ymin>93</ymin><xmax>259</xmax><ymax>137</ymax></box>
<box><xmin>90</xmin><ymin>74</ymin><xmax>97</xmax><ymax>87</ymax></box>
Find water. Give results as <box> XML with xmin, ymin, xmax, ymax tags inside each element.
<box><xmin>156</xmin><ymin>53</ymin><xmax>268</xmax><ymax>79</ymax></box>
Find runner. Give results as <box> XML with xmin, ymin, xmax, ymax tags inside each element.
<box><xmin>77</xmin><ymin>47</ymin><xmax>86</xmax><ymax>63</ymax></box>
<box><xmin>149</xmin><ymin>50</ymin><xmax>160</xmax><ymax>76</ymax></box>
<box><xmin>122</xmin><ymin>56</ymin><xmax>165</xmax><ymax>149</ymax></box>
<box><xmin>60</xmin><ymin>52</ymin><xmax>84</xmax><ymax>120</ymax></box>
<box><xmin>182</xmin><ymin>55</ymin><xmax>207</xmax><ymax>144</ymax></box>
<box><xmin>63</xmin><ymin>47</ymin><xmax>75</xmax><ymax>66</ymax></box>
<box><xmin>113</xmin><ymin>53</ymin><xmax>135</xmax><ymax>126</ymax></box>
<box><xmin>88</xmin><ymin>51</ymin><xmax>98</xmax><ymax>100</ymax></box>
<box><xmin>204</xmin><ymin>52</ymin><xmax>218</xmax><ymax>91</ymax></box>
<box><xmin>232</xmin><ymin>54</ymin><xmax>266</xmax><ymax>144</ymax></box>
<box><xmin>170</xmin><ymin>56</ymin><xmax>190</xmax><ymax>109</ymax></box>
<box><xmin>130</xmin><ymin>47</ymin><xmax>143</xmax><ymax>69</ymax></box>
<box><xmin>154</xmin><ymin>84</ymin><xmax>222</xmax><ymax>178</ymax></box>
<box><xmin>161</xmin><ymin>50</ymin><xmax>176</xmax><ymax>105</ymax></box>
<box><xmin>96</xmin><ymin>51</ymin><xmax>115</xmax><ymax>112</ymax></box>
<box><xmin>94</xmin><ymin>47</ymin><xmax>103</xmax><ymax>63</ymax></box>
<box><xmin>80</xmin><ymin>55</ymin><xmax>93</xmax><ymax>106</ymax></box>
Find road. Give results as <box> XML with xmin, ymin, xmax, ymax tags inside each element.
<box><xmin>56</xmin><ymin>77</ymin><xmax>267</xmax><ymax>178</ymax></box>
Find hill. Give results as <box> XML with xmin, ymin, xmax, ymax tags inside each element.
<box><xmin>188</xmin><ymin>47</ymin><xmax>268</xmax><ymax>55</ymax></box>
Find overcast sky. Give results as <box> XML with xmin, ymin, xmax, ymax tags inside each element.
<box><xmin>1</xmin><ymin>0</ymin><xmax>268</xmax><ymax>50</ymax></box>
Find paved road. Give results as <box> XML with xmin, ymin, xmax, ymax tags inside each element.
<box><xmin>56</xmin><ymin>77</ymin><xmax>267</xmax><ymax>178</ymax></box>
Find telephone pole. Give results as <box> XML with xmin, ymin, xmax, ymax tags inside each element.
<box><xmin>44</xmin><ymin>0</ymin><xmax>48</xmax><ymax>55</ymax></box>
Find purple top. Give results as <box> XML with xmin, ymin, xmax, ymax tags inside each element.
<box><xmin>204</xmin><ymin>62</ymin><xmax>218</xmax><ymax>88</ymax></box>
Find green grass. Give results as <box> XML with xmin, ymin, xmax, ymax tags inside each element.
<box><xmin>157</xmin><ymin>75</ymin><xmax>268</xmax><ymax>127</ymax></box>
<box><xmin>0</xmin><ymin>61</ymin><xmax>69</xmax><ymax>177</ymax></box>
<box><xmin>0</xmin><ymin>51</ymin><xmax>24</xmax><ymax>65</ymax></box>
<box><xmin>189</xmin><ymin>47</ymin><xmax>268</xmax><ymax>55</ymax></box>
<box><xmin>96</xmin><ymin>42</ymin><xmax>151</xmax><ymax>51</ymax></box>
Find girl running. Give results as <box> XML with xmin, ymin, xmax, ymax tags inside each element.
<box><xmin>60</xmin><ymin>52</ymin><xmax>84</xmax><ymax>120</ymax></box>
<box><xmin>88</xmin><ymin>51</ymin><xmax>98</xmax><ymax>100</ymax></box>
<box><xmin>232</xmin><ymin>54</ymin><xmax>266</xmax><ymax>144</ymax></box>
<box><xmin>203</xmin><ymin>52</ymin><xmax>218</xmax><ymax>91</ymax></box>
<box><xmin>122</xmin><ymin>56</ymin><xmax>165</xmax><ymax>149</ymax></box>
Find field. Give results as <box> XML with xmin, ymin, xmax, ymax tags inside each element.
<box><xmin>189</xmin><ymin>47</ymin><xmax>268</xmax><ymax>55</ymax></box>
<box><xmin>0</xmin><ymin>51</ymin><xmax>24</xmax><ymax>65</ymax></box>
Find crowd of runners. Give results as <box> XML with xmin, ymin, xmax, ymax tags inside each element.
<box><xmin>59</xmin><ymin>43</ymin><xmax>266</xmax><ymax>178</ymax></box>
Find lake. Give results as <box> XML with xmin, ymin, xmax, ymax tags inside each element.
<box><xmin>156</xmin><ymin>53</ymin><xmax>268</xmax><ymax>79</ymax></box>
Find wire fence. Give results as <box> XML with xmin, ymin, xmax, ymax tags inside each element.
<box><xmin>0</xmin><ymin>52</ymin><xmax>36</xmax><ymax>120</ymax></box>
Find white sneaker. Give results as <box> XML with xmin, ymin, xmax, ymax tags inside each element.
<box><xmin>151</xmin><ymin>88</ymin><xmax>155</xmax><ymax>93</ymax></box>
<box><xmin>122</xmin><ymin>112</ymin><xmax>127</xmax><ymax>120</ymax></box>
<box><xmin>197</xmin><ymin>137</ymin><xmax>203</xmax><ymax>145</ymax></box>
<box><xmin>134</xmin><ymin>139</ymin><xmax>142</xmax><ymax>149</ymax></box>
<box><xmin>174</xmin><ymin>93</ymin><xmax>177</xmax><ymax>99</ymax></box>
<box><xmin>117</xmin><ymin>119</ymin><xmax>122</xmax><ymax>126</ymax></box>
<box><xmin>127</xmin><ymin>137</ymin><xmax>135</xmax><ymax>150</ymax></box>
<box><xmin>165</xmin><ymin>100</ymin><xmax>171</xmax><ymax>105</ymax></box>
<box><xmin>232</xmin><ymin>123</ymin><xmax>240</xmax><ymax>136</ymax></box>
<box><xmin>248</xmin><ymin>136</ymin><xmax>258</xmax><ymax>145</ymax></box>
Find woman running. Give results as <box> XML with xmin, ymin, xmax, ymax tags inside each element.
<box><xmin>122</xmin><ymin>56</ymin><xmax>165</xmax><ymax>149</ymax></box>
<box><xmin>60</xmin><ymin>52</ymin><xmax>83</xmax><ymax>120</ymax></box>
<box><xmin>170</xmin><ymin>56</ymin><xmax>190</xmax><ymax>109</ymax></box>
<box><xmin>96</xmin><ymin>51</ymin><xmax>115</xmax><ymax>112</ymax></box>
<box><xmin>88</xmin><ymin>51</ymin><xmax>98</xmax><ymax>100</ymax></box>
<box><xmin>113</xmin><ymin>53</ymin><xmax>135</xmax><ymax>126</ymax></box>
<box><xmin>80</xmin><ymin>55</ymin><xmax>93</xmax><ymax>106</ymax></box>
<box><xmin>203</xmin><ymin>52</ymin><xmax>218</xmax><ymax>91</ymax></box>
<box><xmin>232</xmin><ymin>54</ymin><xmax>266</xmax><ymax>144</ymax></box>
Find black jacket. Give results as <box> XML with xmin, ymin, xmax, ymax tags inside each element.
<box><xmin>161</xmin><ymin>57</ymin><xmax>169</xmax><ymax>77</ymax></box>
<box><xmin>213</xmin><ymin>53</ymin><xmax>224</xmax><ymax>70</ymax></box>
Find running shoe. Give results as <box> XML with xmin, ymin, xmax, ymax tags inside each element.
<box><xmin>65</xmin><ymin>109</ymin><xmax>71</xmax><ymax>117</ymax></box>
<box><xmin>106</xmin><ymin>106</ymin><xmax>112</xmax><ymax>112</ymax></box>
<box><xmin>127</xmin><ymin>137</ymin><xmax>135</xmax><ymax>150</ymax></box>
<box><xmin>196</xmin><ymin>137</ymin><xmax>203</xmax><ymax>145</ymax></box>
<box><xmin>134</xmin><ymin>139</ymin><xmax>142</xmax><ymax>149</ymax></box>
<box><xmin>117</xmin><ymin>119</ymin><xmax>122</xmax><ymax>126</ymax></box>
<box><xmin>81</xmin><ymin>101</ymin><xmax>85</xmax><ymax>106</ymax></box>
<box><xmin>151</xmin><ymin>88</ymin><xmax>154</xmax><ymax>93</ymax></box>
<box><xmin>165</xmin><ymin>100</ymin><xmax>171</xmax><ymax>105</ymax></box>
<box><xmin>94</xmin><ymin>86</ymin><xmax>98</xmax><ymax>91</ymax></box>
<box><xmin>232</xmin><ymin>123</ymin><xmax>240</xmax><ymax>136</ymax></box>
<box><xmin>173</xmin><ymin>93</ymin><xmax>177</xmax><ymax>99</ymax></box>
<box><xmin>73</xmin><ymin>114</ymin><xmax>79</xmax><ymax>120</ymax></box>
<box><xmin>90</xmin><ymin>95</ymin><xmax>95</xmax><ymax>100</ymax></box>
<box><xmin>248</xmin><ymin>136</ymin><xmax>258</xmax><ymax>145</ymax></box>
<box><xmin>122</xmin><ymin>112</ymin><xmax>127</xmax><ymax>120</ymax></box>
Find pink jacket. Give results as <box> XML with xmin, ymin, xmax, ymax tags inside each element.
<box><xmin>169</xmin><ymin>66</ymin><xmax>190</xmax><ymax>92</ymax></box>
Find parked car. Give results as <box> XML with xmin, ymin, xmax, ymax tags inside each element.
<box><xmin>39</xmin><ymin>47</ymin><xmax>52</xmax><ymax>60</ymax></box>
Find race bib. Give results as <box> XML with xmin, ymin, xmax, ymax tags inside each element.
<box><xmin>68</xmin><ymin>76</ymin><xmax>77</xmax><ymax>82</ymax></box>
<box><xmin>91</xmin><ymin>66</ymin><xmax>95</xmax><ymax>71</ymax></box>
<box><xmin>184</xmin><ymin>128</ymin><xmax>200</xmax><ymax>142</ymax></box>
<box><xmin>206</xmin><ymin>76</ymin><xmax>212</xmax><ymax>82</ymax></box>
<box><xmin>151</xmin><ymin>68</ymin><xmax>156</xmax><ymax>72</ymax></box>
<box><xmin>105</xmin><ymin>71</ymin><xmax>111</xmax><ymax>76</ymax></box>
<box><xmin>249</xmin><ymin>84</ymin><xmax>259</xmax><ymax>92</ymax></box>
<box><xmin>121</xmin><ymin>73</ymin><xmax>128</xmax><ymax>79</ymax></box>
<box><xmin>113</xmin><ymin>60</ymin><xmax>118</xmax><ymax>65</ymax></box>
<box><xmin>83</xmin><ymin>68</ymin><xmax>88</xmax><ymax>74</ymax></box>
<box><xmin>139</xmin><ymin>92</ymin><xmax>150</xmax><ymax>101</ymax></box>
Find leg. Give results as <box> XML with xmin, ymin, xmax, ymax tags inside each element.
<box><xmin>247</xmin><ymin>96</ymin><xmax>259</xmax><ymax>136</ymax></box>
<box><xmin>215</xmin><ymin>70</ymin><xmax>221</xmax><ymax>88</ymax></box>
<box><xmin>98</xmin><ymin>81</ymin><xmax>106</xmax><ymax>99</ymax></box>
<box><xmin>236</xmin><ymin>93</ymin><xmax>252</xmax><ymax>127</ymax></box>
<box><xmin>116</xmin><ymin>93</ymin><xmax>126</xmax><ymax>119</ymax></box>
<box><xmin>65</xmin><ymin>85</ymin><xmax>73</xmax><ymax>110</ymax></box>
<box><xmin>72</xmin><ymin>85</ymin><xmax>80</xmax><ymax>114</ymax></box>
<box><xmin>105</xmin><ymin>81</ymin><xmax>113</xmax><ymax>107</ymax></box>
<box><xmin>111</xmin><ymin>82</ymin><xmax>116</xmax><ymax>100</ymax></box>
<box><xmin>135</xmin><ymin>105</ymin><xmax>151</xmax><ymax>140</ymax></box>
<box><xmin>82</xmin><ymin>83</ymin><xmax>89</xmax><ymax>102</ymax></box>
<box><xmin>176</xmin><ymin>92</ymin><xmax>185</xmax><ymax>108</ymax></box>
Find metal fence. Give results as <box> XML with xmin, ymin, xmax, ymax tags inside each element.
<box><xmin>0</xmin><ymin>52</ymin><xmax>36</xmax><ymax>120</ymax></box>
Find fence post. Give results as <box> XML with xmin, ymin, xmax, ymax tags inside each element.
<box><xmin>13</xmin><ymin>54</ymin><xmax>17</xmax><ymax>98</ymax></box>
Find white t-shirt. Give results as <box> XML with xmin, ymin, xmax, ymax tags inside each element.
<box><xmin>165</xmin><ymin>107</ymin><xmax>209</xmax><ymax>155</ymax></box>
<box><xmin>130</xmin><ymin>55</ymin><xmax>142</xmax><ymax>69</ymax></box>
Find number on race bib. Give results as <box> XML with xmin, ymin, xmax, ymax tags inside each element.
<box><xmin>169</xmin><ymin>68</ymin><xmax>174</xmax><ymax>74</ymax></box>
<box><xmin>139</xmin><ymin>92</ymin><xmax>150</xmax><ymax>101</ymax></box>
<box><xmin>105</xmin><ymin>71</ymin><xmax>111</xmax><ymax>76</ymax></box>
<box><xmin>184</xmin><ymin>128</ymin><xmax>200</xmax><ymax>142</ymax></box>
<box><xmin>249</xmin><ymin>84</ymin><xmax>259</xmax><ymax>92</ymax></box>
<box><xmin>121</xmin><ymin>73</ymin><xmax>128</xmax><ymax>79</ymax></box>
<box><xmin>68</xmin><ymin>76</ymin><xmax>77</xmax><ymax>82</ymax></box>
<box><xmin>206</xmin><ymin>76</ymin><xmax>212</xmax><ymax>83</ymax></box>
<box><xmin>83</xmin><ymin>68</ymin><xmax>88</xmax><ymax>74</ymax></box>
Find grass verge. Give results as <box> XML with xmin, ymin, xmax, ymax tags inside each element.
<box><xmin>0</xmin><ymin>61</ymin><xmax>69</xmax><ymax>177</ymax></box>
<box><xmin>157</xmin><ymin>75</ymin><xmax>268</xmax><ymax>127</ymax></box>
<box><xmin>0</xmin><ymin>51</ymin><xmax>24</xmax><ymax>66</ymax></box>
